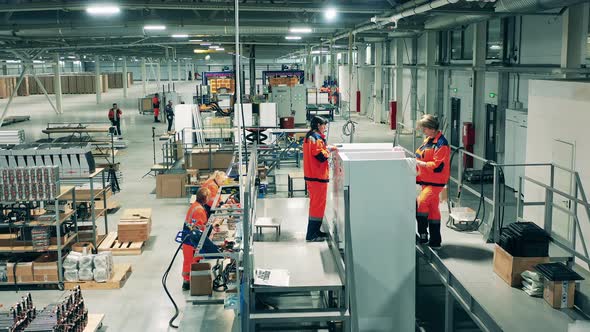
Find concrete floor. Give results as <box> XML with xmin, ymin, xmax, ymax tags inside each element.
<box><xmin>0</xmin><ymin>81</ymin><xmax>487</xmax><ymax>332</ymax></box>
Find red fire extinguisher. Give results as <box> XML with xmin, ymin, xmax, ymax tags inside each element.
<box><xmin>463</xmin><ymin>122</ymin><xmax>475</xmax><ymax>169</ymax></box>
<box><xmin>389</xmin><ymin>101</ymin><xmax>397</xmax><ymax>130</ymax></box>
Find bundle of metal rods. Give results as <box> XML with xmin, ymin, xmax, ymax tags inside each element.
<box><xmin>0</xmin><ymin>293</ymin><xmax>36</xmax><ymax>332</ymax></box>
<box><xmin>24</xmin><ymin>285</ymin><xmax>88</xmax><ymax>332</ymax></box>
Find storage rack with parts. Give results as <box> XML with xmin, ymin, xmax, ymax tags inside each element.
<box><xmin>59</xmin><ymin>168</ymin><xmax>109</xmax><ymax>248</ymax></box>
<box><xmin>0</xmin><ymin>181</ymin><xmax>77</xmax><ymax>289</ymax></box>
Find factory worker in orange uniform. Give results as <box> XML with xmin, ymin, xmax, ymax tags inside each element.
<box><xmin>415</xmin><ymin>114</ymin><xmax>450</xmax><ymax>249</ymax></box>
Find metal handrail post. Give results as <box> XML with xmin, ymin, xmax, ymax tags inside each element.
<box><xmin>491</xmin><ymin>166</ymin><xmax>501</xmax><ymax>242</ymax></box>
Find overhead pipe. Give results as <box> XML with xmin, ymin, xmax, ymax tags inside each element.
<box><xmin>372</xmin><ymin>0</ymin><xmax>461</xmax><ymax>24</ymax></box>
<box><xmin>496</xmin><ymin>0</ymin><xmax>587</xmax><ymax>12</ymax></box>
<box><xmin>424</xmin><ymin>14</ymin><xmax>491</xmax><ymax>30</ymax></box>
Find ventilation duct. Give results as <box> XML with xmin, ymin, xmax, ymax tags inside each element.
<box><xmin>425</xmin><ymin>15</ymin><xmax>491</xmax><ymax>30</ymax></box>
<box><xmin>496</xmin><ymin>0</ymin><xmax>588</xmax><ymax>12</ymax></box>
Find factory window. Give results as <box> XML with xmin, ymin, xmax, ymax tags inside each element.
<box><xmin>352</xmin><ymin>51</ymin><xmax>358</xmax><ymax>65</ymax></box>
<box><xmin>487</xmin><ymin>19</ymin><xmax>503</xmax><ymax>59</ymax></box>
<box><xmin>450</xmin><ymin>30</ymin><xmax>462</xmax><ymax>60</ymax></box>
<box><xmin>365</xmin><ymin>44</ymin><xmax>372</xmax><ymax>65</ymax></box>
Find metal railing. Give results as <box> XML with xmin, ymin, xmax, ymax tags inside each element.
<box><xmin>518</xmin><ymin>163</ymin><xmax>590</xmax><ymax>269</ymax></box>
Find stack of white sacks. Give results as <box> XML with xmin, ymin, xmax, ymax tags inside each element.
<box><xmin>63</xmin><ymin>251</ymin><xmax>114</xmax><ymax>282</ymax></box>
<box><xmin>521</xmin><ymin>270</ymin><xmax>544</xmax><ymax>297</ymax></box>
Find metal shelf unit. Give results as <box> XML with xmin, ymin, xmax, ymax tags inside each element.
<box><xmin>0</xmin><ymin>185</ymin><xmax>78</xmax><ymax>289</ymax></box>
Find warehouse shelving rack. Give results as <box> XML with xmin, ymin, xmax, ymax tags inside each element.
<box><xmin>0</xmin><ymin>183</ymin><xmax>78</xmax><ymax>289</ymax></box>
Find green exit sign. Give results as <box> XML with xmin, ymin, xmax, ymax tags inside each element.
<box><xmin>489</xmin><ymin>92</ymin><xmax>496</xmax><ymax>98</ymax></box>
<box><xmin>453</xmin><ymin>88</ymin><xmax>458</xmax><ymax>93</ymax></box>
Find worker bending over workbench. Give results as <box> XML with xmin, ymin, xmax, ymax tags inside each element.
<box><xmin>202</xmin><ymin>171</ymin><xmax>228</xmax><ymax>211</ymax></box>
<box><xmin>303</xmin><ymin>116</ymin><xmax>337</xmax><ymax>242</ymax></box>
<box><xmin>415</xmin><ymin>114</ymin><xmax>450</xmax><ymax>249</ymax></box>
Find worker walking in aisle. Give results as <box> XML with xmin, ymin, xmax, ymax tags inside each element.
<box><xmin>303</xmin><ymin>116</ymin><xmax>336</xmax><ymax>242</ymax></box>
<box><xmin>415</xmin><ymin>114</ymin><xmax>450</xmax><ymax>249</ymax></box>
<box><xmin>202</xmin><ymin>171</ymin><xmax>228</xmax><ymax>211</ymax></box>
<box><xmin>152</xmin><ymin>93</ymin><xmax>161</xmax><ymax>123</ymax></box>
<box><xmin>107</xmin><ymin>103</ymin><xmax>122</xmax><ymax>136</ymax></box>
<box><xmin>165</xmin><ymin>100</ymin><xmax>174</xmax><ymax>132</ymax></box>
<box><xmin>181</xmin><ymin>187</ymin><xmax>210</xmax><ymax>290</ymax></box>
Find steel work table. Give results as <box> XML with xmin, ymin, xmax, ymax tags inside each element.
<box><xmin>419</xmin><ymin>224</ymin><xmax>590</xmax><ymax>332</ymax></box>
<box><xmin>251</xmin><ymin>241</ymin><xmax>343</xmax><ymax>293</ymax></box>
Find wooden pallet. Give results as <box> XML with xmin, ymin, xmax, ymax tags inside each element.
<box><xmin>64</xmin><ymin>264</ymin><xmax>132</xmax><ymax>290</ymax></box>
<box><xmin>97</xmin><ymin>232</ymin><xmax>145</xmax><ymax>256</ymax></box>
<box><xmin>84</xmin><ymin>314</ymin><xmax>104</xmax><ymax>332</ymax></box>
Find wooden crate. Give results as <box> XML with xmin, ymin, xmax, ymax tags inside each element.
<box><xmin>64</xmin><ymin>264</ymin><xmax>132</xmax><ymax>290</ymax></box>
<box><xmin>118</xmin><ymin>208</ymin><xmax>152</xmax><ymax>242</ymax></box>
<box><xmin>492</xmin><ymin>244</ymin><xmax>549</xmax><ymax>287</ymax></box>
<box><xmin>98</xmin><ymin>232</ymin><xmax>145</xmax><ymax>256</ymax></box>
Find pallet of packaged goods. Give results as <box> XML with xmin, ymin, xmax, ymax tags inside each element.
<box><xmin>64</xmin><ymin>264</ymin><xmax>132</xmax><ymax>290</ymax></box>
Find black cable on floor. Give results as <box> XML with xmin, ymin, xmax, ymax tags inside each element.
<box><xmin>162</xmin><ymin>235</ymin><xmax>189</xmax><ymax>329</ymax></box>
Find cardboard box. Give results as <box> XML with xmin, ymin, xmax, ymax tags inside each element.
<box><xmin>7</xmin><ymin>262</ymin><xmax>34</xmax><ymax>283</ymax></box>
<box><xmin>190</xmin><ymin>262</ymin><xmax>213</xmax><ymax>296</ymax></box>
<box><xmin>544</xmin><ymin>280</ymin><xmax>576</xmax><ymax>309</ymax></box>
<box><xmin>118</xmin><ymin>208</ymin><xmax>152</xmax><ymax>242</ymax></box>
<box><xmin>33</xmin><ymin>254</ymin><xmax>58</xmax><ymax>282</ymax></box>
<box><xmin>72</xmin><ymin>241</ymin><xmax>95</xmax><ymax>255</ymax></box>
<box><xmin>493</xmin><ymin>244</ymin><xmax>549</xmax><ymax>287</ymax></box>
<box><xmin>190</xmin><ymin>149</ymin><xmax>233</xmax><ymax>170</ymax></box>
<box><xmin>156</xmin><ymin>173</ymin><xmax>188</xmax><ymax>198</ymax></box>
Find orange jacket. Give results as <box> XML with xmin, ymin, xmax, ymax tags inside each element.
<box><xmin>202</xmin><ymin>178</ymin><xmax>219</xmax><ymax>207</ymax></box>
<box><xmin>415</xmin><ymin>131</ymin><xmax>451</xmax><ymax>187</ymax></box>
<box><xmin>184</xmin><ymin>201</ymin><xmax>208</xmax><ymax>231</ymax></box>
<box><xmin>303</xmin><ymin>131</ymin><xmax>330</xmax><ymax>183</ymax></box>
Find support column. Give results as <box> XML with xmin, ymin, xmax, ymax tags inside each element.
<box><xmin>472</xmin><ymin>21</ymin><xmax>487</xmax><ymax>167</ymax></box>
<box><xmin>95</xmin><ymin>55</ymin><xmax>101</xmax><ymax>104</ymax></box>
<box><xmin>177</xmin><ymin>60</ymin><xmax>181</xmax><ymax>82</ymax></box>
<box><xmin>122</xmin><ymin>56</ymin><xmax>128</xmax><ymax>98</ymax></box>
<box><xmin>166</xmin><ymin>49</ymin><xmax>172</xmax><ymax>83</ymax></box>
<box><xmin>156</xmin><ymin>60</ymin><xmax>161</xmax><ymax>90</ymax></box>
<box><xmin>410</xmin><ymin>37</ymin><xmax>418</xmax><ymax>122</ymax></box>
<box><xmin>358</xmin><ymin>44</ymin><xmax>370</xmax><ymax>116</ymax></box>
<box><xmin>54</xmin><ymin>53</ymin><xmax>63</xmax><ymax>114</ymax></box>
<box><xmin>561</xmin><ymin>2</ymin><xmax>590</xmax><ymax>78</ymax></box>
<box><xmin>373</xmin><ymin>42</ymin><xmax>383</xmax><ymax>123</ymax></box>
<box><xmin>249</xmin><ymin>45</ymin><xmax>256</xmax><ymax>96</ymax></box>
<box><xmin>395</xmin><ymin>39</ymin><xmax>404</xmax><ymax>127</ymax></box>
<box><xmin>425</xmin><ymin>31</ymin><xmax>437</xmax><ymax>115</ymax></box>
<box><xmin>141</xmin><ymin>58</ymin><xmax>147</xmax><ymax>95</ymax></box>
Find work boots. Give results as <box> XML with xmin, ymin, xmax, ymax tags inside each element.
<box><xmin>428</xmin><ymin>223</ymin><xmax>442</xmax><ymax>249</ymax></box>
<box><xmin>416</xmin><ymin>216</ymin><xmax>429</xmax><ymax>244</ymax></box>
<box><xmin>306</xmin><ymin>219</ymin><xmax>326</xmax><ymax>242</ymax></box>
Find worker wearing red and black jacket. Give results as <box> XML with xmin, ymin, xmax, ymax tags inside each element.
<box><xmin>303</xmin><ymin>116</ymin><xmax>336</xmax><ymax>242</ymax></box>
<box><xmin>415</xmin><ymin>114</ymin><xmax>450</xmax><ymax>249</ymax></box>
<box><xmin>152</xmin><ymin>93</ymin><xmax>161</xmax><ymax>123</ymax></box>
<box><xmin>107</xmin><ymin>103</ymin><xmax>122</xmax><ymax>136</ymax></box>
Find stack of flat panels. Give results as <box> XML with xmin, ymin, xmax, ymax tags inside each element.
<box><xmin>0</xmin><ymin>129</ymin><xmax>25</xmax><ymax>145</ymax></box>
<box><xmin>499</xmin><ymin>222</ymin><xmax>549</xmax><ymax>257</ymax></box>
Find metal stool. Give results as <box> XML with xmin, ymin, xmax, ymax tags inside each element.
<box><xmin>254</xmin><ymin>217</ymin><xmax>282</xmax><ymax>241</ymax></box>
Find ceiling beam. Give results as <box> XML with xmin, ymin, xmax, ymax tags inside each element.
<box><xmin>0</xmin><ymin>1</ymin><xmax>388</xmax><ymax>14</ymax></box>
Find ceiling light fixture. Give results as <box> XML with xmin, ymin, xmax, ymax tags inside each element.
<box><xmin>144</xmin><ymin>25</ymin><xmax>166</xmax><ymax>31</ymax></box>
<box><xmin>194</xmin><ymin>49</ymin><xmax>208</xmax><ymax>54</ymax></box>
<box><xmin>200</xmin><ymin>42</ymin><xmax>211</xmax><ymax>46</ymax></box>
<box><xmin>209</xmin><ymin>45</ymin><xmax>220</xmax><ymax>49</ymax></box>
<box><xmin>216</xmin><ymin>48</ymin><xmax>225</xmax><ymax>51</ymax></box>
<box><xmin>189</xmin><ymin>39</ymin><xmax>203</xmax><ymax>42</ymax></box>
<box><xmin>325</xmin><ymin>7</ymin><xmax>337</xmax><ymax>21</ymax></box>
<box><xmin>172</xmin><ymin>34</ymin><xmax>189</xmax><ymax>38</ymax></box>
<box><xmin>289</xmin><ymin>27</ymin><xmax>312</xmax><ymax>33</ymax></box>
<box><xmin>285</xmin><ymin>36</ymin><xmax>302</xmax><ymax>40</ymax></box>
<box><xmin>86</xmin><ymin>5</ymin><xmax>120</xmax><ymax>15</ymax></box>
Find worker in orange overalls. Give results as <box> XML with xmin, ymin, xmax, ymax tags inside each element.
<box><xmin>303</xmin><ymin>116</ymin><xmax>336</xmax><ymax>242</ymax></box>
<box><xmin>181</xmin><ymin>187</ymin><xmax>210</xmax><ymax>290</ymax></box>
<box><xmin>415</xmin><ymin>114</ymin><xmax>450</xmax><ymax>249</ymax></box>
<box><xmin>201</xmin><ymin>171</ymin><xmax>227</xmax><ymax>210</ymax></box>
<box><xmin>152</xmin><ymin>93</ymin><xmax>161</xmax><ymax>123</ymax></box>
